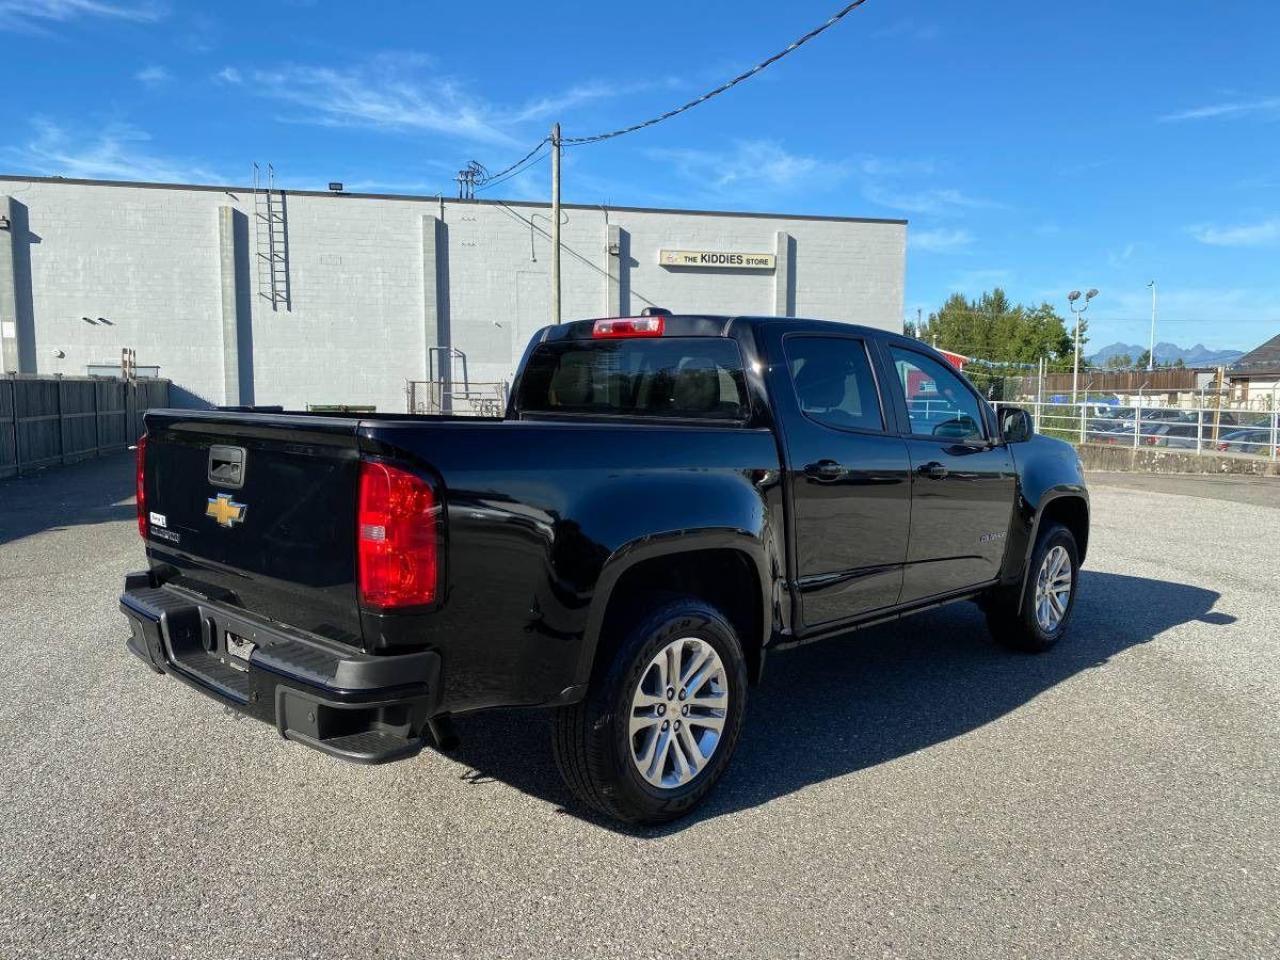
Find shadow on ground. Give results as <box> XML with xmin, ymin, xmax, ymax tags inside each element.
<box><xmin>0</xmin><ymin>452</ymin><xmax>136</xmax><ymax>545</ymax></box>
<box><xmin>447</xmin><ymin>572</ymin><xmax>1231</xmax><ymax>834</ymax></box>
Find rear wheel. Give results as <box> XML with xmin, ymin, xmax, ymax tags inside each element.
<box><xmin>552</xmin><ymin>597</ymin><xmax>748</xmax><ymax>824</ymax></box>
<box><xmin>985</xmin><ymin>522</ymin><xmax>1079</xmax><ymax>653</ymax></box>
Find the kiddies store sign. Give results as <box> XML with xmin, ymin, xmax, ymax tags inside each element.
<box><xmin>658</xmin><ymin>249</ymin><xmax>776</xmax><ymax>270</ymax></box>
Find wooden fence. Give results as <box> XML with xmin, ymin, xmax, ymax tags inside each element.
<box><xmin>0</xmin><ymin>376</ymin><xmax>170</xmax><ymax>479</ymax></box>
<box><xmin>1007</xmin><ymin>368</ymin><xmax>1200</xmax><ymax>398</ymax></box>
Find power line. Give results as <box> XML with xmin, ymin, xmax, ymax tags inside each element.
<box><xmin>468</xmin><ymin>0</ymin><xmax>870</xmax><ymax>195</ymax></box>
<box><xmin>562</xmin><ymin>0</ymin><xmax>871</xmax><ymax>145</ymax></box>
<box><xmin>475</xmin><ymin>144</ymin><xmax>551</xmax><ymax>193</ymax></box>
<box><xmin>472</xmin><ymin>136</ymin><xmax>551</xmax><ymax>191</ymax></box>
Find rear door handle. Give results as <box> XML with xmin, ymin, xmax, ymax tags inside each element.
<box><xmin>804</xmin><ymin>459</ymin><xmax>844</xmax><ymax>481</ymax></box>
<box><xmin>917</xmin><ymin>461</ymin><xmax>949</xmax><ymax>480</ymax></box>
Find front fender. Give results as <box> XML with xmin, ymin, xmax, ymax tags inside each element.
<box><xmin>999</xmin><ymin>435</ymin><xmax>1090</xmax><ymax>586</ymax></box>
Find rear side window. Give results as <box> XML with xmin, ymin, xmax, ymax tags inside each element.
<box><xmin>518</xmin><ymin>337</ymin><xmax>749</xmax><ymax>420</ymax></box>
<box><xmin>785</xmin><ymin>335</ymin><xmax>884</xmax><ymax>433</ymax></box>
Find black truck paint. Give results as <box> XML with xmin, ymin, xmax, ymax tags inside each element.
<box><xmin>121</xmin><ymin>315</ymin><xmax>1089</xmax><ymax>822</ymax></box>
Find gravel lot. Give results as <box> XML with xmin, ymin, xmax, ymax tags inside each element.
<box><xmin>1</xmin><ymin>455</ymin><xmax>1276</xmax><ymax>959</ymax></box>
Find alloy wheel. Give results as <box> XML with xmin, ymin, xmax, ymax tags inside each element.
<box><xmin>628</xmin><ymin>637</ymin><xmax>729</xmax><ymax>789</ymax></box>
<box><xmin>1034</xmin><ymin>544</ymin><xmax>1073</xmax><ymax>632</ymax></box>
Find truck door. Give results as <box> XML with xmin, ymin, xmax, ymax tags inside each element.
<box><xmin>770</xmin><ymin>331</ymin><xmax>912</xmax><ymax>630</ymax></box>
<box><xmin>879</xmin><ymin>344</ymin><xmax>1017</xmax><ymax>603</ymax></box>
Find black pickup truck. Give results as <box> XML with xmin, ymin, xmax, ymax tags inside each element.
<box><xmin>121</xmin><ymin>314</ymin><xmax>1088</xmax><ymax>823</ymax></box>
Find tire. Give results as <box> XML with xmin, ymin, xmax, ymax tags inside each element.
<box><xmin>552</xmin><ymin>596</ymin><xmax>749</xmax><ymax>825</ymax></box>
<box><xmin>985</xmin><ymin>522</ymin><xmax>1080</xmax><ymax>653</ymax></box>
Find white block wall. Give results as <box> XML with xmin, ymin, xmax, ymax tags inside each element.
<box><xmin>1</xmin><ymin>177</ymin><xmax>906</xmax><ymax>411</ymax></box>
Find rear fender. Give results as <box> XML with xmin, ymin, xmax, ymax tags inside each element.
<box><xmin>573</xmin><ymin>529</ymin><xmax>774</xmax><ymax>691</ymax></box>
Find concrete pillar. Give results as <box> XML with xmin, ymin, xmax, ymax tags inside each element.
<box><xmin>605</xmin><ymin>222</ymin><xmax>623</xmax><ymax>317</ymax></box>
<box><xmin>422</xmin><ymin>214</ymin><xmax>451</xmax><ymax>371</ymax></box>
<box><xmin>217</xmin><ymin>207</ymin><xmax>241</xmax><ymax>405</ymax></box>
<box><xmin>773</xmin><ymin>231</ymin><xmax>796</xmax><ymax>317</ymax></box>
<box><xmin>1</xmin><ymin>196</ymin><xmax>36</xmax><ymax>374</ymax></box>
<box><xmin>217</xmin><ymin>206</ymin><xmax>254</xmax><ymax>406</ymax></box>
<box><xmin>422</xmin><ymin>214</ymin><xmax>451</xmax><ymax>411</ymax></box>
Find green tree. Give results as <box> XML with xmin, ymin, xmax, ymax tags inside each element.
<box><xmin>1106</xmin><ymin>353</ymin><xmax>1133</xmax><ymax>369</ymax></box>
<box><xmin>920</xmin><ymin>288</ymin><xmax>1076</xmax><ymax>367</ymax></box>
<box><xmin>1136</xmin><ymin>349</ymin><xmax>1152</xmax><ymax>369</ymax></box>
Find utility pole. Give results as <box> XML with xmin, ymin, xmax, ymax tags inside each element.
<box><xmin>550</xmin><ymin>122</ymin><xmax>562</xmax><ymax>326</ymax></box>
<box><xmin>1147</xmin><ymin>280</ymin><xmax>1157</xmax><ymax>371</ymax></box>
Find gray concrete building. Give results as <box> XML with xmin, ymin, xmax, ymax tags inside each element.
<box><xmin>1</xmin><ymin>175</ymin><xmax>906</xmax><ymax>411</ymax></box>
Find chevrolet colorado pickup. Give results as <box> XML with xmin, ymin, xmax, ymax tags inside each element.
<box><xmin>121</xmin><ymin>314</ymin><xmax>1089</xmax><ymax>824</ymax></box>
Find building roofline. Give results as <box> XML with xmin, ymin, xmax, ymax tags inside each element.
<box><xmin>0</xmin><ymin>173</ymin><xmax>909</xmax><ymax>226</ymax></box>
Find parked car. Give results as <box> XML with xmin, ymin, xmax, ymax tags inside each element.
<box><xmin>120</xmin><ymin>314</ymin><xmax>1089</xmax><ymax>824</ymax></box>
<box><xmin>1141</xmin><ymin>422</ymin><xmax>1200</xmax><ymax>448</ymax></box>
<box><xmin>1216</xmin><ymin>428</ymin><xmax>1278</xmax><ymax>456</ymax></box>
<box><xmin>1134</xmin><ymin>407</ymin><xmax>1194</xmax><ymax>424</ymax></box>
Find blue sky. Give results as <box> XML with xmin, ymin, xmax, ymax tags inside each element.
<box><xmin>2</xmin><ymin>0</ymin><xmax>1278</xmax><ymax>352</ymax></box>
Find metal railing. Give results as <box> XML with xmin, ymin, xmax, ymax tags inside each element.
<box><xmin>406</xmin><ymin>379</ymin><xmax>509</xmax><ymax>418</ymax></box>
<box><xmin>993</xmin><ymin>400</ymin><xmax>1280</xmax><ymax>461</ymax></box>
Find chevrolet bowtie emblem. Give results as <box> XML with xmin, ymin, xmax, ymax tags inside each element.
<box><xmin>206</xmin><ymin>493</ymin><xmax>247</xmax><ymax>528</ymax></box>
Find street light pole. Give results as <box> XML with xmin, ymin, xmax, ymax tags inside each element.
<box><xmin>1067</xmin><ymin>288</ymin><xmax>1098</xmax><ymax>404</ymax></box>
<box><xmin>1147</xmin><ymin>280</ymin><xmax>1157</xmax><ymax>371</ymax></box>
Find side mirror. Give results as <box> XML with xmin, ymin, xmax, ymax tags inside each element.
<box><xmin>1000</xmin><ymin>407</ymin><xmax>1034</xmax><ymax>444</ymax></box>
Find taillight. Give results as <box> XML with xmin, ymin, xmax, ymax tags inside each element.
<box><xmin>135</xmin><ymin>434</ymin><xmax>148</xmax><ymax>539</ymax></box>
<box><xmin>593</xmin><ymin>316</ymin><xmax>664</xmax><ymax>338</ymax></box>
<box><xmin>357</xmin><ymin>460</ymin><xmax>439</xmax><ymax>609</ymax></box>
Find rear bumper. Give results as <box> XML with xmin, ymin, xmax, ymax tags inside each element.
<box><xmin>119</xmin><ymin>572</ymin><xmax>441</xmax><ymax>764</ymax></box>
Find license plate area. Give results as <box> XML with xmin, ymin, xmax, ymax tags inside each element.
<box><xmin>223</xmin><ymin>630</ymin><xmax>256</xmax><ymax>671</ymax></box>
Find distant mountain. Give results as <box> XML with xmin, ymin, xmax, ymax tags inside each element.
<box><xmin>1087</xmin><ymin>341</ymin><xmax>1244</xmax><ymax>367</ymax></box>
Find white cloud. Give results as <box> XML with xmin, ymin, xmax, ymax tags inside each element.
<box><xmin>134</xmin><ymin>64</ymin><xmax>169</xmax><ymax>85</ymax></box>
<box><xmin>0</xmin><ymin>0</ymin><xmax>163</xmax><ymax>32</ymax></box>
<box><xmin>656</xmin><ymin>140</ymin><xmax>847</xmax><ymax>196</ymax></box>
<box><xmin>5</xmin><ymin>119</ymin><xmax>221</xmax><ymax>183</ymax></box>
<box><xmin>1107</xmin><ymin>242</ymin><xmax>1137</xmax><ymax>267</ymax></box>
<box><xmin>911</xmin><ymin>228</ymin><xmax>973</xmax><ymax>253</ymax></box>
<box><xmin>1189</xmin><ymin>219</ymin><xmax>1280</xmax><ymax>247</ymax></box>
<box><xmin>862</xmin><ymin>182</ymin><xmax>992</xmax><ymax>215</ymax></box>
<box><xmin>1159</xmin><ymin>96</ymin><xmax>1280</xmax><ymax>123</ymax></box>
<box><xmin>950</xmin><ymin>268</ymin><xmax>1013</xmax><ymax>291</ymax></box>
<box><xmin>214</xmin><ymin>66</ymin><xmax>242</xmax><ymax>84</ymax></box>
<box><xmin>242</xmin><ymin>56</ymin><xmax>650</xmax><ymax>148</ymax></box>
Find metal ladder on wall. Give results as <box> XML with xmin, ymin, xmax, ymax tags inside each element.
<box><xmin>253</xmin><ymin>163</ymin><xmax>291</xmax><ymax>311</ymax></box>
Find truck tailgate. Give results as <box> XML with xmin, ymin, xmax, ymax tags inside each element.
<box><xmin>142</xmin><ymin>410</ymin><xmax>364</xmax><ymax>645</ymax></box>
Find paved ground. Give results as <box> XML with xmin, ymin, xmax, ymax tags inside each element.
<box><xmin>1</xmin><ymin>456</ymin><xmax>1276</xmax><ymax>959</ymax></box>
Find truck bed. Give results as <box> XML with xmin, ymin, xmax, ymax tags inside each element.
<box><xmin>140</xmin><ymin>408</ymin><xmax>781</xmax><ymax>714</ymax></box>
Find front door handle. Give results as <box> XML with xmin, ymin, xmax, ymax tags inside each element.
<box><xmin>804</xmin><ymin>459</ymin><xmax>844</xmax><ymax>481</ymax></box>
<box><xmin>918</xmin><ymin>461</ymin><xmax>949</xmax><ymax>480</ymax></box>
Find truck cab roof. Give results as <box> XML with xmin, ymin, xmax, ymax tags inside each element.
<box><xmin>542</xmin><ymin>314</ymin><xmax>909</xmax><ymax>344</ymax></box>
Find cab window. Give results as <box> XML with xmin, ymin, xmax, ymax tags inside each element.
<box><xmin>888</xmin><ymin>347</ymin><xmax>986</xmax><ymax>442</ymax></box>
<box><xmin>786</xmin><ymin>336</ymin><xmax>884</xmax><ymax>433</ymax></box>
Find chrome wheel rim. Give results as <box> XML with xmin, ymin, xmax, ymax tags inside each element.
<box><xmin>1034</xmin><ymin>545</ymin><xmax>1073</xmax><ymax>633</ymax></box>
<box><xmin>629</xmin><ymin>637</ymin><xmax>729</xmax><ymax>789</ymax></box>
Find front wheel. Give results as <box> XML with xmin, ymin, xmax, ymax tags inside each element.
<box><xmin>985</xmin><ymin>522</ymin><xmax>1080</xmax><ymax>653</ymax></box>
<box><xmin>551</xmin><ymin>597</ymin><xmax>748</xmax><ymax>824</ymax></box>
